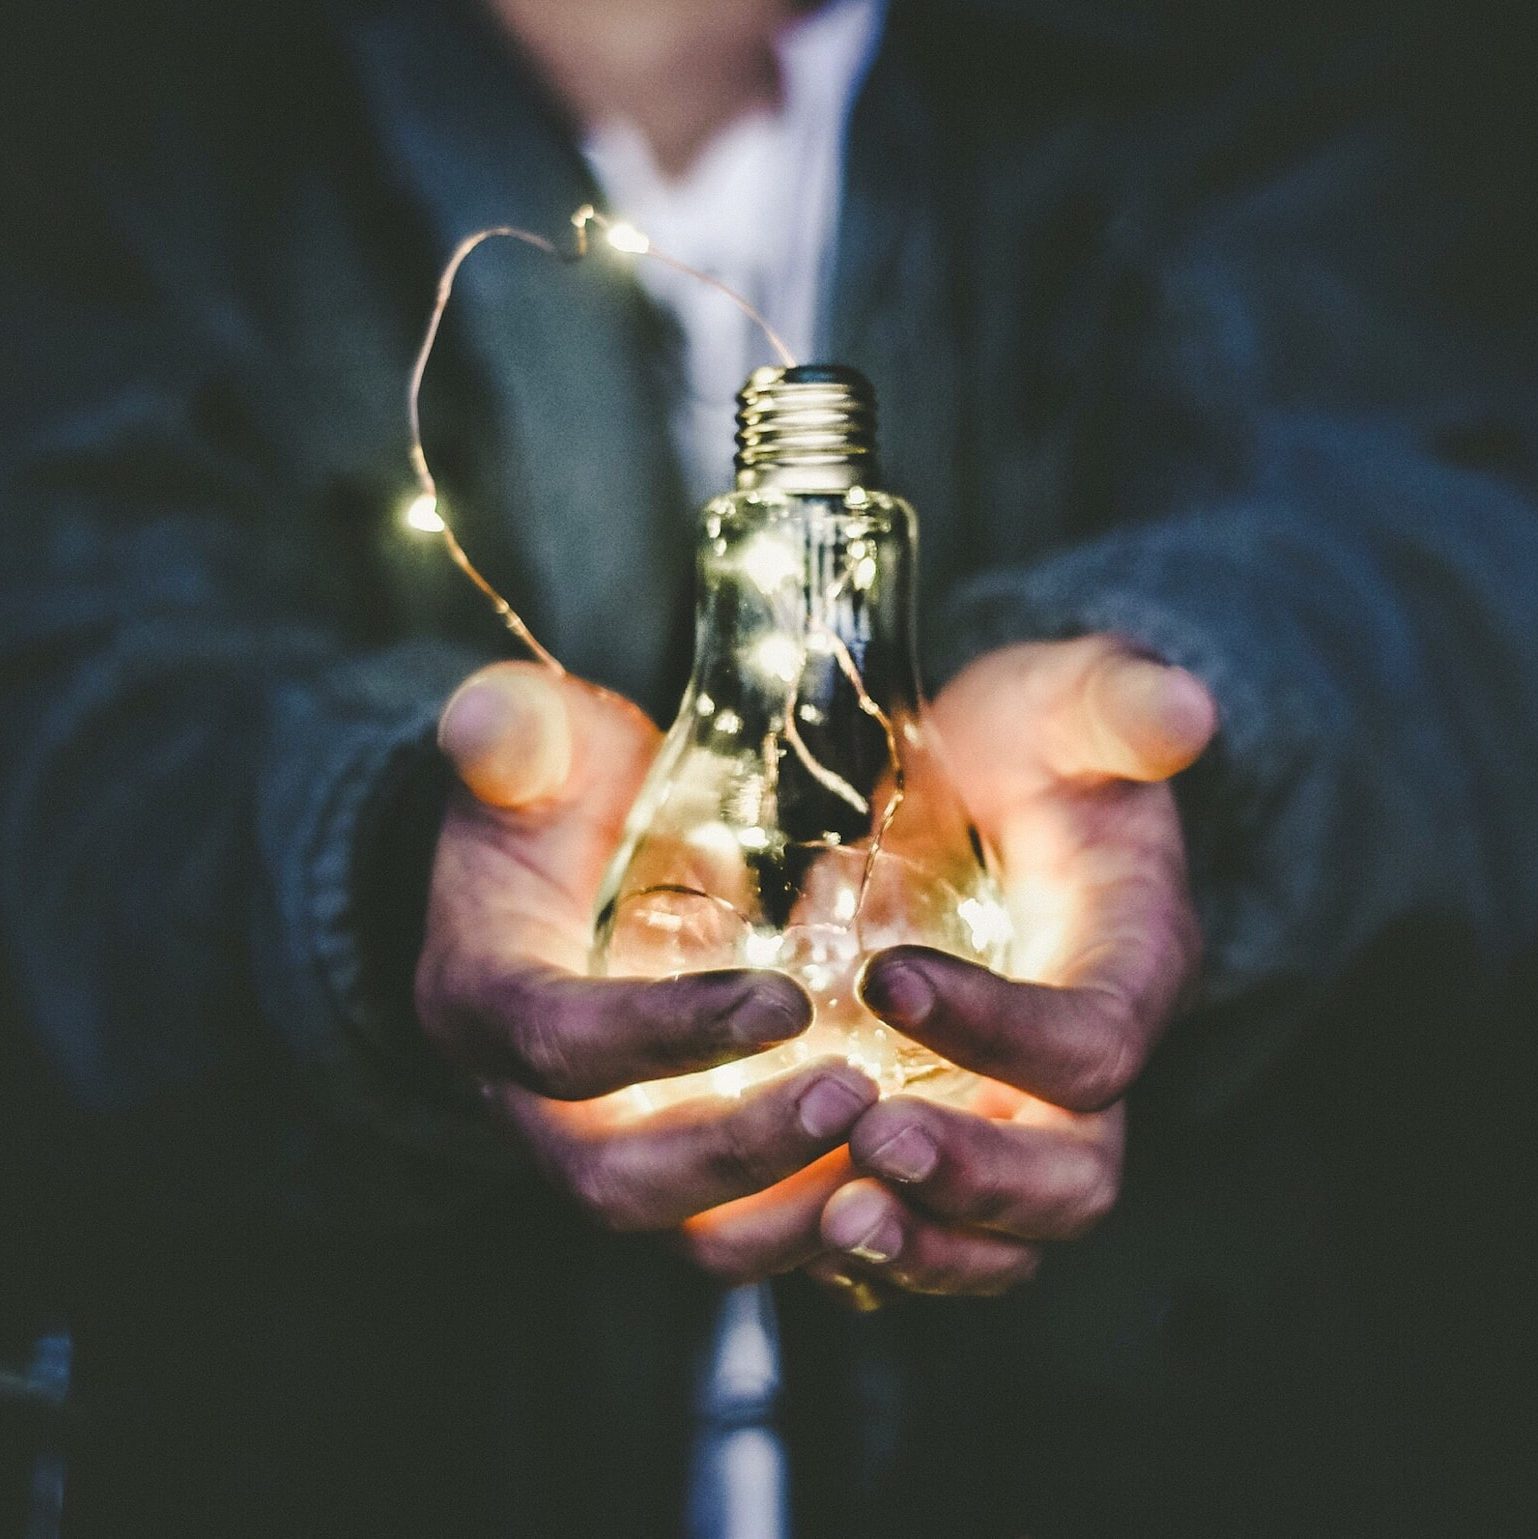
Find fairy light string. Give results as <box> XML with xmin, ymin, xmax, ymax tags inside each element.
<box><xmin>569</xmin><ymin>204</ymin><xmax>798</xmax><ymax>370</ymax></box>
<box><xmin>404</xmin><ymin>205</ymin><xmax>903</xmax><ymax>956</ymax></box>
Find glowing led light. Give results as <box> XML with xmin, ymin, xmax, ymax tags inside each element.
<box><xmin>695</xmin><ymin>692</ymin><xmax>716</xmax><ymax>716</ymax></box>
<box><xmin>739</xmin><ymin>534</ymin><xmax>802</xmax><ymax>592</ymax></box>
<box><xmin>750</xmin><ymin>634</ymin><xmax>803</xmax><ymax>685</ymax></box>
<box><xmin>959</xmin><ymin>896</ymin><xmax>1014</xmax><ymax>954</ymax></box>
<box><xmin>606</xmin><ymin>222</ymin><xmax>651</xmax><ymax>255</ymax></box>
<box><xmin>685</xmin><ymin>820</ymin><xmax>740</xmax><ymax>862</ymax></box>
<box><xmin>403</xmin><ymin>493</ymin><xmax>445</xmax><ymax>533</ymax></box>
<box><xmin>710</xmin><ymin>1061</ymin><xmax>747</xmax><ymax>1098</ymax></box>
<box><xmin>851</xmin><ymin>556</ymin><xmax>879</xmax><ymax>590</ymax></box>
<box><xmin>743</xmin><ymin>931</ymin><xmax>784</xmax><ymax>967</ymax></box>
<box><xmin>404</xmin><ymin>205</ymin><xmax>798</xmax><ymax>673</ymax></box>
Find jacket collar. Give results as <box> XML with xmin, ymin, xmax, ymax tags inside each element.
<box><xmin>338</xmin><ymin>0</ymin><xmax>692</xmax><ymax>709</ymax></box>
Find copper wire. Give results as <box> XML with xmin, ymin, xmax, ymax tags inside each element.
<box><xmin>570</xmin><ymin>205</ymin><xmax>798</xmax><ymax>369</ymax></box>
<box><xmin>407</xmin><ymin>225</ymin><xmax>567</xmax><ymax>673</ymax></box>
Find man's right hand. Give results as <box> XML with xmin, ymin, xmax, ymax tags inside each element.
<box><xmin>414</xmin><ymin>662</ymin><xmax>879</xmax><ymax>1235</ymax></box>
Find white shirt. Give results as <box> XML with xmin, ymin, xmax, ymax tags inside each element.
<box><xmin>582</xmin><ymin>0</ymin><xmax>885</xmax><ymax>505</ymax></box>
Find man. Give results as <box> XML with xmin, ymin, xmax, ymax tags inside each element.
<box><xmin>2</xmin><ymin>0</ymin><xmax>1535</xmax><ymax>1533</ymax></box>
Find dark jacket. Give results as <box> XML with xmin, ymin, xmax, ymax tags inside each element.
<box><xmin>2</xmin><ymin>0</ymin><xmax>1536</xmax><ymax>1533</ymax></box>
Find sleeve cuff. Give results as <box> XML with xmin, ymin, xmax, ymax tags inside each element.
<box><xmin>929</xmin><ymin>518</ymin><xmax>1335</xmax><ymax>783</ymax></box>
<box><xmin>256</xmin><ymin>639</ymin><xmax>521</xmax><ymax>1209</ymax></box>
<box><xmin>929</xmin><ymin>516</ymin><xmax>1358</xmax><ymax>1018</ymax></box>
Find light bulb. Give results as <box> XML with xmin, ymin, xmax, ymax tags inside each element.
<box><xmin>592</xmin><ymin>366</ymin><xmax>1012</xmax><ymax>1108</ymax></box>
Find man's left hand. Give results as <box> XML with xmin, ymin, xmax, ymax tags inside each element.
<box><xmin>680</xmin><ymin>637</ymin><xmax>1215</xmax><ymax>1301</ymax></box>
<box><xmin>829</xmin><ymin>637</ymin><xmax>1215</xmax><ymax>1298</ymax></box>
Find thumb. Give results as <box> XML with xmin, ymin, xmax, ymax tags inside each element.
<box><xmin>438</xmin><ymin>663</ymin><xmax>573</xmax><ymax>808</ymax></box>
<box><xmin>1061</xmin><ymin>644</ymin><xmax>1217</xmax><ymax>782</ymax></box>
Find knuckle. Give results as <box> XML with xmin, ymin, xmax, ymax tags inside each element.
<box><xmin>893</xmin><ymin>1248</ymin><xmax>990</xmax><ymax>1299</ymax></box>
<box><xmin>515</xmin><ymin>1002</ymin><xmax>585</xmax><ymax>1099</ymax></box>
<box><xmin>1053</xmin><ymin>1146</ymin><xmax>1121</xmax><ymax>1239</ymax></box>
<box><xmin>988</xmin><ymin>1247</ymin><xmax>1044</xmax><ymax>1295</ymax></box>
<box><xmin>710</xmin><ymin>1111</ymin><xmax>784</xmax><ymax>1196</ymax></box>
<box><xmin>1061</xmin><ymin>1001</ymin><xmax>1139</xmax><ymax>1109</ymax></box>
<box><xmin>950</xmin><ymin>1157</ymin><xmax>1019</xmax><ymax>1229</ymax></box>
<box><xmin>641</xmin><ymin>980</ymin><xmax>723</xmax><ymax>1068</ymax></box>
<box><xmin>566</xmin><ymin>1149</ymin><xmax>646</xmax><ymax>1234</ymax></box>
<box><xmin>680</xmin><ymin>1228</ymin><xmax>758</xmax><ymax>1286</ymax></box>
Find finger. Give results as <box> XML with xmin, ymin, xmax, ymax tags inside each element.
<box><xmin>849</xmin><ymin>1097</ymin><xmax>1122</xmax><ymax>1242</ymax></box>
<box><xmin>933</xmin><ymin>638</ymin><xmax>1216</xmax><ymax>797</ymax></box>
<box><xmin>439</xmin><ymin>663</ymin><xmax>574</xmax><ymax>807</ymax></box>
<box><xmin>860</xmin><ymin>946</ymin><xmax>1152</xmax><ymax>1111</ymax></box>
<box><xmin>494</xmin><ymin>1059</ymin><xmax>878</xmax><ymax>1232</ymax></box>
<box><xmin>678</xmin><ymin>1149</ymin><xmax>855</xmax><ymax>1284</ymax></box>
<box><xmin>430</xmin><ymin>961</ymin><xmax>813</xmax><ymax>1099</ymax></box>
<box><xmin>820</xmin><ymin>1180</ymin><xmax>1041</xmax><ymax>1298</ymax></box>
<box><xmin>1053</xmin><ymin>644</ymin><xmax>1216</xmax><ymax>784</ymax></box>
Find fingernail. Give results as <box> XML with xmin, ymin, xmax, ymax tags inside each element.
<box><xmin>825</xmin><ymin>1187</ymin><xmax>902</xmax><ymax>1264</ymax></box>
<box><xmin>867</xmin><ymin>1125</ymin><xmax>938</xmax><ymax>1184</ymax></box>
<box><xmin>861</xmin><ymin>959</ymin><xmax>935</xmax><ymax>1028</ymax></box>
<box><xmin>729</xmin><ymin>987</ymin><xmax>807</xmax><ymax>1048</ymax></box>
<box><xmin>797</xmin><ymin>1076</ymin><xmax>873</xmax><ymax>1140</ymax></box>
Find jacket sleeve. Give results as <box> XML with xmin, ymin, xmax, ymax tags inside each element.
<box><xmin>0</xmin><ymin>97</ymin><xmax>512</xmax><ymax>1224</ymax></box>
<box><xmin>937</xmin><ymin>110</ymin><xmax>1538</xmax><ymax>1119</ymax></box>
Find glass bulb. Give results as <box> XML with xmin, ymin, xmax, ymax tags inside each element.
<box><xmin>591</xmin><ymin>367</ymin><xmax>1011</xmax><ymax>1109</ymax></box>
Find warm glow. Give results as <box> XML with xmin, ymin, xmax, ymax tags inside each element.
<box><xmin>743</xmin><ymin>931</ymin><xmax>784</xmax><ymax>967</ymax></box>
<box><xmin>605</xmin><ymin>222</ymin><xmax>651</xmax><ymax>255</ymax></box>
<box><xmin>958</xmin><ymin>895</ymin><xmax>1013</xmax><ymax>954</ymax></box>
<box><xmin>402</xmin><ymin>493</ymin><xmax>445</xmax><ymax>533</ymax></box>
<box><xmin>750</xmin><ymin>633</ymin><xmax>803</xmax><ymax>685</ymax></box>
<box><xmin>739</xmin><ymin>534</ymin><xmax>803</xmax><ymax>592</ymax></box>
<box><xmin>709</xmin><ymin>1060</ymin><xmax>748</xmax><ymax>1098</ymax></box>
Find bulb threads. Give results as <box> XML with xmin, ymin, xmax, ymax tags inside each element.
<box><xmin>734</xmin><ymin>364</ymin><xmax>878</xmax><ymax>493</ymax></box>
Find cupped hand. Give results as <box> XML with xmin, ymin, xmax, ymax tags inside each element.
<box><xmin>415</xmin><ymin>662</ymin><xmax>878</xmax><ymax>1237</ymax></box>
<box><xmin>815</xmin><ymin>636</ymin><xmax>1217</xmax><ymax>1300</ymax></box>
